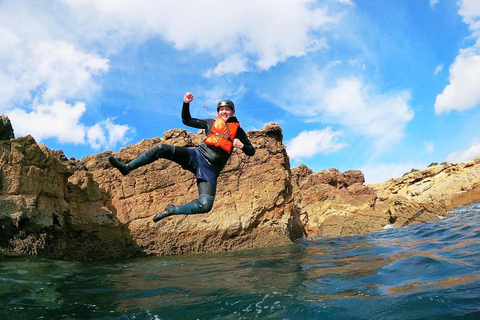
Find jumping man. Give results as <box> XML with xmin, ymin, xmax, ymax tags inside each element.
<box><xmin>108</xmin><ymin>92</ymin><xmax>255</xmax><ymax>222</ymax></box>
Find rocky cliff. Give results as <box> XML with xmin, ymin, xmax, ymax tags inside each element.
<box><xmin>1</xmin><ymin>115</ymin><xmax>480</xmax><ymax>260</ymax></box>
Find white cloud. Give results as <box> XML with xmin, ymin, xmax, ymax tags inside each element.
<box><xmin>458</xmin><ymin>0</ymin><xmax>480</xmax><ymax>35</ymax></box>
<box><xmin>434</xmin><ymin>47</ymin><xmax>480</xmax><ymax>114</ymax></box>
<box><xmin>446</xmin><ymin>143</ymin><xmax>480</xmax><ymax>163</ymax></box>
<box><xmin>424</xmin><ymin>141</ymin><xmax>435</xmax><ymax>154</ymax></box>
<box><xmin>435</xmin><ymin>0</ymin><xmax>480</xmax><ymax>114</ymax></box>
<box><xmin>429</xmin><ymin>0</ymin><xmax>439</xmax><ymax>8</ymax></box>
<box><xmin>104</xmin><ymin>119</ymin><xmax>132</xmax><ymax>147</ymax></box>
<box><xmin>34</xmin><ymin>41</ymin><xmax>109</xmax><ymax>103</ymax></box>
<box><xmin>7</xmin><ymin>101</ymin><xmax>131</xmax><ymax>149</ymax></box>
<box><xmin>205</xmin><ymin>54</ymin><xmax>248</xmax><ymax>77</ymax></box>
<box><xmin>8</xmin><ymin>101</ymin><xmax>87</xmax><ymax>144</ymax></box>
<box><xmin>0</xmin><ymin>37</ymin><xmax>109</xmax><ymax>107</ymax></box>
<box><xmin>0</xmin><ymin>0</ymin><xmax>351</xmax><ymax>152</ymax></box>
<box><xmin>87</xmin><ymin>123</ymin><xmax>106</xmax><ymax>150</ymax></box>
<box><xmin>86</xmin><ymin>119</ymin><xmax>130</xmax><ymax>150</ymax></box>
<box><xmin>434</xmin><ymin>64</ymin><xmax>443</xmax><ymax>75</ymax></box>
<box><xmin>0</xmin><ymin>1</ymin><xmax>132</xmax><ymax>150</ymax></box>
<box><xmin>335</xmin><ymin>0</ymin><xmax>354</xmax><ymax>5</ymax></box>
<box><xmin>286</xmin><ymin>128</ymin><xmax>348</xmax><ymax>160</ymax></box>
<box><xmin>62</xmin><ymin>0</ymin><xmax>339</xmax><ymax>71</ymax></box>
<box><xmin>280</xmin><ymin>70</ymin><xmax>414</xmax><ymax>150</ymax></box>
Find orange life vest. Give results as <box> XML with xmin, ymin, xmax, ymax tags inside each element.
<box><xmin>204</xmin><ymin>116</ymin><xmax>240</xmax><ymax>153</ymax></box>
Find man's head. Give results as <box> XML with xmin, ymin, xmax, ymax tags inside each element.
<box><xmin>217</xmin><ymin>99</ymin><xmax>235</xmax><ymax>121</ymax></box>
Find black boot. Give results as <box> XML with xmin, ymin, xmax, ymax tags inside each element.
<box><xmin>153</xmin><ymin>204</ymin><xmax>175</xmax><ymax>222</ymax></box>
<box><xmin>108</xmin><ymin>156</ymin><xmax>131</xmax><ymax>175</ymax></box>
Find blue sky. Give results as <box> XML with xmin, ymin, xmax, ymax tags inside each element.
<box><xmin>1</xmin><ymin>0</ymin><xmax>480</xmax><ymax>183</ymax></box>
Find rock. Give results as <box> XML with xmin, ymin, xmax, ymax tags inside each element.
<box><xmin>2</xmin><ymin>113</ymin><xmax>480</xmax><ymax>260</ymax></box>
<box><xmin>290</xmin><ymin>164</ymin><xmax>453</xmax><ymax>238</ymax></box>
<box><xmin>371</xmin><ymin>160</ymin><xmax>480</xmax><ymax>211</ymax></box>
<box><xmin>291</xmin><ymin>166</ymin><xmax>380</xmax><ymax>237</ymax></box>
<box><xmin>0</xmin><ymin>115</ymin><xmax>14</xmax><ymax>140</ymax></box>
<box><xmin>0</xmin><ymin>131</ymin><xmax>138</xmax><ymax>260</ymax></box>
<box><xmin>82</xmin><ymin>123</ymin><xmax>294</xmax><ymax>256</ymax></box>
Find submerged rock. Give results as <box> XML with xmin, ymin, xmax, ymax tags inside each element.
<box><xmin>1</xmin><ymin>114</ymin><xmax>479</xmax><ymax>260</ymax></box>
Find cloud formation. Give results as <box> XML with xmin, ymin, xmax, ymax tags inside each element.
<box><xmin>0</xmin><ymin>0</ymin><xmax>130</xmax><ymax>149</ymax></box>
<box><xmin>424</xmin><ymin>141</ymin><xmax>435</xmax><ymax>154</ymax></box>
<box><xmin>434</xmin><ymin>0</ymin><xmax>480</xmax><ymax>114</ymax></box>
<box><xmin>434</xmin><ymin>0</ymin><xmax>480</xmax><ymax>167</ymax></box>
<box><xmin>287</xmin><ymin>128</ymin><xmax>348</xmax><ymax>160</ymax></box>
<box><xmin>458</xmin><ymin>0</ymin><xmax>480</xmax><ymax>35</ymax></box>
<box><xmin>0</xmin><ymin>0</ymin><xmax>344</xmax><ymax>150</ymax></box>
<box><xmin>8</xmin><ymin>101</ymin><xmax>87</xmax><ymax>144</ymax></box>
<box><xmin>87</xmin><ymin>119</ymin><xmax>132</xmax><ymax>150</ymax></box>
<box><xmin>280</xmin><ymin>69</ymin><xmax>413</xmax><ymax>158</ymax></box>
<box><xmin>446</xmin><ymin>142</ymin><xmax>480</xmax><ymax>163</ymax></box>
<box><xmin>434</xmin><ymin>47</ymin><xmax>480</xmax><ymax>114</ymax></box>
<box><xmin>64</xmin><ymin>0</ymin><xmax>338</xmax><ymax>72</ymax></box>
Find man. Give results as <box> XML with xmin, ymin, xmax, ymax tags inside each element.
<box><xmin>108</xmin><ymin>92</ymin><xmax>255</xmax><ymax>222</ymax></box>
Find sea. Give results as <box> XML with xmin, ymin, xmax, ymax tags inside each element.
<box><xmin>1</xmin><ymin>202</ymin><xmax>480</xmax><ymax>320</ymax></box>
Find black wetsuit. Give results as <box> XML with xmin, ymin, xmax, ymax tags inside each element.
<box><xmin>109</xmin><ymin>101</ymin><xmax>255</xmax><ymax>217</ymax></box>
<box><xmin>181</xmin><ymin>101</ymin><xmax>255</xmax><ymax>171</ymax></box>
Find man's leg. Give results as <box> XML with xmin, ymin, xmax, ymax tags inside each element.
<box><xmin>109</xmin><ymin>144</ymin><xmax>176</xmax><ymax>175</ymax></box>
<box><xmin>153</xmin><ymin>180</ymin><xmax>216</xmax><ymax>222</ymax></box>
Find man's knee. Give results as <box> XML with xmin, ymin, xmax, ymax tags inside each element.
<box><xmin>196</xmin><ymin>194</ymin><xmax>215</xmax><ymax>213</ymax></box>
<box><xmin>146</xmin><ymin>144</ymin><xmax>173</xmax><ymax>160</ymax></box>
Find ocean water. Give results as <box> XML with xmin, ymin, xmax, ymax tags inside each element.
<box><xmin>1</xmin><ymin>203</ymin><xmax>480</xmax><ymax>320</ymax></box>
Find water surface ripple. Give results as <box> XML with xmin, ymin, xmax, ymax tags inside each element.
<box><xmin>1</xmin><ymin>203</ymin><xmax>480</xmax><ymax>319</ymax></box>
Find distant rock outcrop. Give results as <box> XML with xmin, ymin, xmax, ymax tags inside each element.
<box><xmin>1</xmin><ymin>114</ymin><xmax>480</xmax><ymax>260</ymax></box>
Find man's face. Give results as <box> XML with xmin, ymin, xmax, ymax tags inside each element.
<box><xmin>218</xmin><ymin>106</ymin><xmax>234</xmax><ymax>121</ymax></box>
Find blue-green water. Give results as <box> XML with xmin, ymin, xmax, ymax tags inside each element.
<box><xmin>1</xmin><ymin>203</ymin><xmax>480</xmax><ymax>320</ymax></box>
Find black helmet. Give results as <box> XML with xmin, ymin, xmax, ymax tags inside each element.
<box><xmin>217</xmin><ymin>99</ymin><xmax>235</xmax><ymax>112</ymax></box>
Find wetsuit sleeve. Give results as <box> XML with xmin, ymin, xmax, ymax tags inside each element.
<box><xmin>181</xmin><ymin>102</ymin><xmax>209</xmax><ymax>130</ymax></box>
<box><xmin>236</xmin><ymin>127</ymin><xmax>255</xmax><ymax>156</ymax></box>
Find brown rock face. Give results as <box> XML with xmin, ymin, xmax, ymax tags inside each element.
<box><xmin>291</xmin><ymin>166</ymin><xmax>381</xmax><ymax>237</ymax></box>
<box><xmin>82</xmin><ymin>123</ymin><xmax>294</xmax><ymax>256</ymax></box>
<box><xmin>371</xmin><ymin>160</ymin><xmax>480</xmax><ymax>213</ymax></box>
<box><xmin>2</xmin><ymin>114</ymin><xmax>480</xmax><ymax>260</ymax></box>
<box><xmin>0</xmin><ymin>135</ymin><xmax>138</xmax><ymax>260</ymax></box>
<box><xmin>290</xmin><ymin>164</ymin><xmax>456</xmax><ymax>238</ymax></box>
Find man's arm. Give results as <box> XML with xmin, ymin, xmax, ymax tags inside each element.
<box><xmin>181</xmin><ymin>92</ymin><xmax>209</xmax><ymax>130</ymax></box>
<box><xmin>233</xmin><ymin>128</ymin><xmax>255</xmax><ymax>156</ymax></box>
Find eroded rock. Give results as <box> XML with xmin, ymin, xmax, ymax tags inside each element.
<box><xmin>1</xmin><ymin>113</ymin><xmax>480</xmax><ymax>260</ymax></box>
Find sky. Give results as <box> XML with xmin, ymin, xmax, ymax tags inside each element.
<box><xmin>1</xmin><ymin>0</ymin><xmax>480</xmax><ymax>184</ymax></box>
